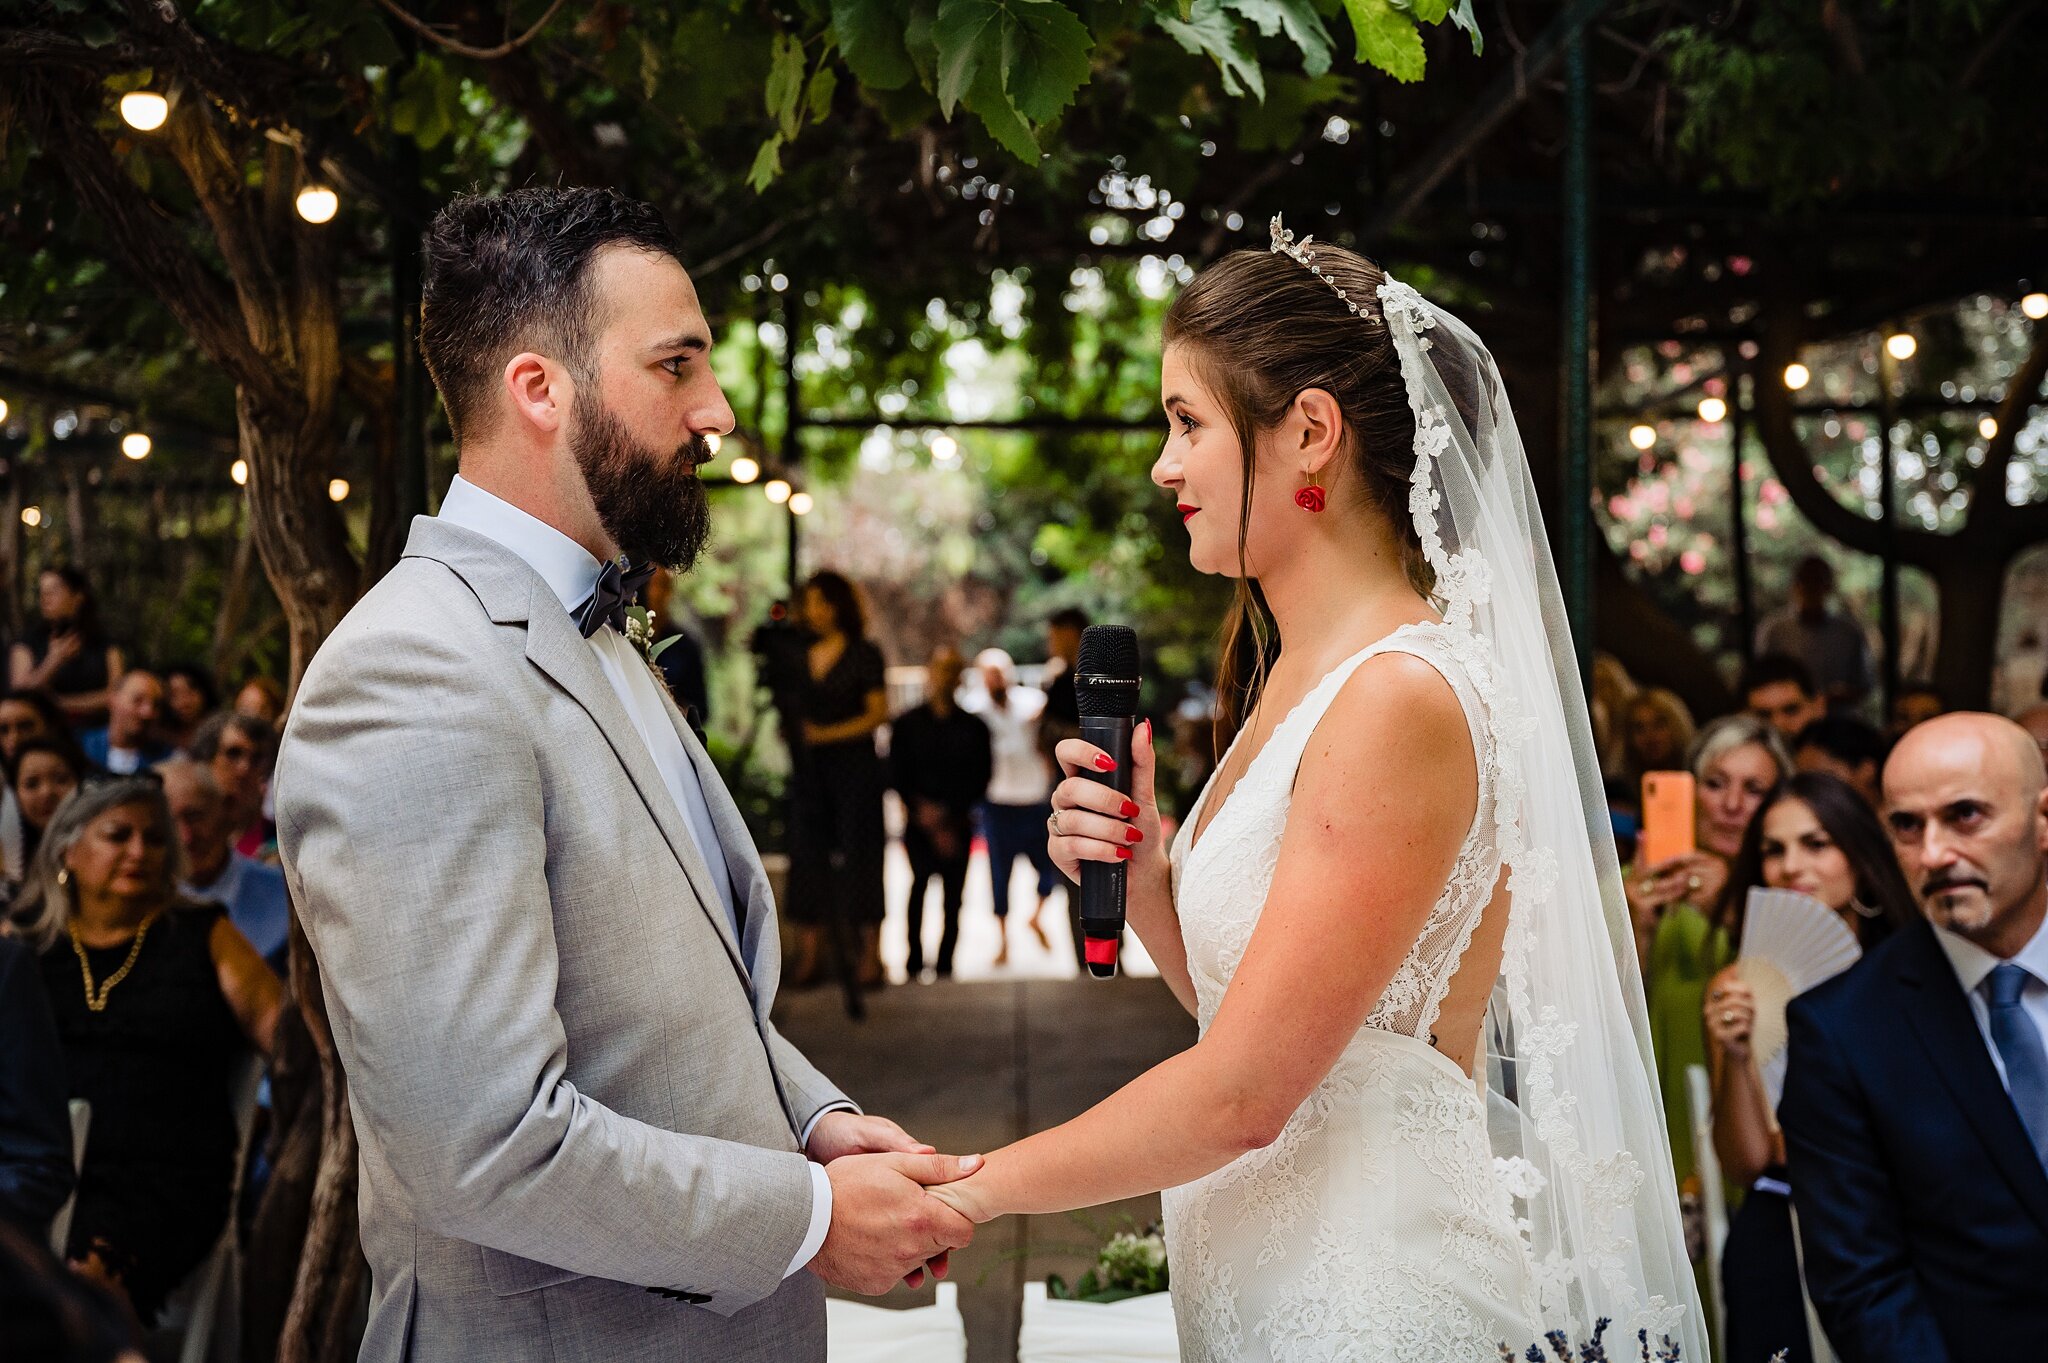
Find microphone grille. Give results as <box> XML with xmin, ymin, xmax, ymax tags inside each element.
<box><xmin>1077</xmin><ymin>625</ymin><xmax>1140</xmax><ymax>718</ymax></box>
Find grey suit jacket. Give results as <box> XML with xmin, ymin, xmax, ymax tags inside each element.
<box><xmin>276</xmin><ymin>517</ymin><xmax>850</xmax><ymax>1363</ymax></box>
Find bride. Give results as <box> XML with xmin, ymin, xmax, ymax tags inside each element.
<box><xmin>928</xmin><ymin>220</ymin><xmax>1705</xmax><ymax>1362</ymax></box>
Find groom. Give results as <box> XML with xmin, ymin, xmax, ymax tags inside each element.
<box><xmin>276</xmin><ymin>187</ymin><xmax>977</xmax><ymax>1362</ymax></box>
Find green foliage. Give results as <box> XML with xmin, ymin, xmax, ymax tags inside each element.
<box><xmin>1045</xmin><ymin>1221</ymin><xmax>1170</xmax><ymax>1302</ymax></box>
<box><xmin>1342</xmin><ymin>0</ymin><xmax>1426</xmax><ymax>83</ymax></box>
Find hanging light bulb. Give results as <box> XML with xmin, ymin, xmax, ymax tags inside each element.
<box><xmin>0</xmin><ymin>398</ymin><xmax>10</xmax><ymax>424</ymax></box>
<box><xmin>119</xmin><ymin>91</ymin><xmax>169</xmax><ymax>132</ymax></box>
<box><xmin>2022</xmin><ymin>293</ymin><xmax>2048</xmax><ymax>321</ymax></box>
<box><xmin>231</xmin><ymin>459</ymin><xmax>249</xmax><ymax>486</ymax></box>
<box><xmin>1885</xmin><ymin>332</ymin><xmax>1917</xmax><ymax>361</ymax></box>
<box><xmin>1782</xmin><ymin>363</ymin><xmax>1811</xmax><ymax>391</ymax></box>
<box><xmin>729</xmin><ymin>456</ymin><xmax>761</xmax><ymax>484</ymax></box>
<box><xmin>1697</xmin><ymin>397</ymin><xmax>1728</xmax><ymax>424</ymax></box>
<box><xmin>703</xmin><ymin>432</ymin><xmax>723</xmax><ymax>455</ymax></box>
<box><xmin>121</xmin><ymin>432</ymin><xmax>152</xmax><ymax>460</ymax></box>
<box><xmin>1979</xmin><ymin>416</ymin><xmax>1999</xmax><ymax>441</ymax></box>
<box><xmin>295</xmin><ymin>184</ymin><xmax>339</xmax><ymax>225</ymax></box>
<box><xmin>328</xmin><ymin>478</ymin><xmax>350</xmax><ymax>502</ymax></box>
<box><xmin>930</xmin><ymin>433</ymin><xmax>959</xmax><ymax>463</ymax></box>
<box><xmin>20</xmin><ymin>506</ymin><xmax>42</xmax><ymax>528</ymax></box>
<box><xmin>1628</xmin><ymin>424</ymin><xmax>1657</xmax><ymax>450</ymax></box>
<box><xmin>764</xmin><ymin>478</ymin><xmax>792</xmax><ymax>504</ymax></box>
<box><xmin>788</xmin><ymin>491</ymin><xmax>814</xmax><ymax>516</ymax></box>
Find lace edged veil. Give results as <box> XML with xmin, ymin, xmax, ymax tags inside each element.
<box><xmin>1275</xmin><ymin>217</ymin><xmax>1707</xmax><ymax>1354</ymax></box>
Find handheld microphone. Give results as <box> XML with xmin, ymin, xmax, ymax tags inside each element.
<box><xmin>1074</xmin><ymin>625</ymin><xmax>1141</xmax><ymax>979</ymax></box>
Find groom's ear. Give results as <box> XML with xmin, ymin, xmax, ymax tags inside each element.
<box><xmin>1294</xmin><ymin>386</ymin><xmax>1346</xmax><ymax>476</ymax></box>
<box><xmin>502</xmin><ymin>351</ymin><xmax>570</xmax><ymax>435</ymax></box>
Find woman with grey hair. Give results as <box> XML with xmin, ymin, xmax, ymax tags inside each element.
<box><xmin>10</xmin><ymin>776</ymin><xmax>280</xmax><ymax>1324</ymax></box>
<box><xmin>1621</xmin><ymin>711</ymin><xmax>1792</xmax><ymax>1287</ymax></box>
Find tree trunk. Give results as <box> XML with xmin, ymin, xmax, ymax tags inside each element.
<box><xmin>237</xmin><ymin>398</ymin><xmax>358</xmax><ymax>693</ymax></box>
<box><xmin>1930</xmin><ymin>553</ymin><xmax>2010</xmax><ymax>712</ymax></box>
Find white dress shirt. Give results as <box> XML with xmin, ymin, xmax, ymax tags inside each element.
<box><xmin>962</xmin><ymin>685</ymin><xmax>1051</xmax><ymax>806</ymax></box>
<box><xmin>1933</xmin><ymin>906</ymin><xmax>2048</xmax><ymax>1092</ymax></box>
<box><xmin>438</xmin><ymin>476</ymin><xmax>836</xmax><ymax>1276</ymax></box>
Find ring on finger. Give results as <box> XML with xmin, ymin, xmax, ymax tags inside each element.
<box><xmin>1047</xmin><ymin>809</ymin><xmax>1064</xmax><ymax>838</ymax></box>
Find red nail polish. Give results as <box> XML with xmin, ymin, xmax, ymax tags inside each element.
<box><xmin>1125</xmin><ymin>825</ymin><xmax>1143</xmax><ymax>843</ymax></box>
<box><xmin>1095</xmin><ymin>755</ymin><xmax>1118</xmax><ymax>771</ymax></box>
<box><xmin>1117</xmin><ymin>846</ymin><xmax>1133</xmax><ymax>860</ymax></box>
<box><xmin>1121</xmin><ymin>799</ymin><xmax>1140</xmax><ymax>818</ymax></box>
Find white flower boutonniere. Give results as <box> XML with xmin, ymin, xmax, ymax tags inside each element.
<box><xmin>623</xmin><ymin>606</ymin><xmax>683</xmax><ymax>666</ymax></box>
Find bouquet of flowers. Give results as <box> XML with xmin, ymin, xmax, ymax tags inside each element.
<box><xmin>1043</xmin><ymin>1221</ymin><xmax>1169</xmax><ymax>1304</ymax></box>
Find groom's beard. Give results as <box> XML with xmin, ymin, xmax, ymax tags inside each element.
<box><xmin>570</xmin><ymin>394</ymin><xmax>712</xmax><ymax>572</ymax></box>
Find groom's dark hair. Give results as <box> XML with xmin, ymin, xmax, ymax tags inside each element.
<box><xmin>419</xmin><ymin>187</ymin><xmax>685</xmax><ymax>444</ymax></box>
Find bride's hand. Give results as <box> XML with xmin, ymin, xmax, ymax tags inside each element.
<box><xmin>926</xmin><ymin>1173</ymin><xmax>998</xmax><ymax>1225</ymax></box>
<box><xmin>1048</xmin><ymin>720</ymin><xmax>1163</xmax><ymax>884</ymax></box>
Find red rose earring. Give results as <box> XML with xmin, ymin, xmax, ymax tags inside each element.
<box><xmin>1295</xmin><ymin>472</ymin><xmax>1327</xmax><ymax>513</ymax></box>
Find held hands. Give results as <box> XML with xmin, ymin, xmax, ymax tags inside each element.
<box><xmin>1048</xmin><ymin>720</ymin><xmax>1163</xmax><ymax>885</ymax></box>
<box><xmin>1704</xmin><ymin>965</ymin><xmax>1757</xmax><ymax>1060</ymax></box>
<box><xmin>808</xmin><ymin>1151</ymin><xmax>983</xmax><ymax>1295</ymax></box>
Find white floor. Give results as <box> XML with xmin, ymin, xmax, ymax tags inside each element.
<box><xmin>879</xmin><ymin>832</ymin><xmax>1159</xmax><ymax>985</ymax></box>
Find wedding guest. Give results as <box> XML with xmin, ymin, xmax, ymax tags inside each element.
<box><xmin>0</xmin><ymin>690</ymin><xmax>78</xmax><ymax>885</ymax></box>
<box><xmin>1624</xmin><ymin>715</ymin><xmax>1790</xmax><ymax>1218</ymax></box>
<box><xmin>9</xmin><ymin>568</ymin><xmax>124</xmax><ymax>731</ymax></box>
<box><xmin>1782</xmin><ymin>713</ymin><xmax>2048</xmax><ymax>1361</ymax></box>
<box><xmin>159</xmin><ymin>665</ymin><xmax>218</xmax><ymax>753</ymax></box>
<box><xmin>9</xmin><ymin>738</ymin><xmax>86</xmax><ymax>894</ymax></box>
<box><xmin>1591</xmin><ymin>652</ymin><xmax>1641</xmax><ymax>780</ymax></box>
<box><xmin>159</xmin><ymin>757</ymin><xmax>291</xmax><ymax>974</ymax></box>
<box><xmin>189</xmin><ymin>712</ymin><xmax>276</xmax><ymax>860</ymax></box>
<box><xmin>1621</xmin><ymin>687</ymin><xmax>1697</xmax><ymax>789</ymax></box>
<box><xmin>1888</xmin><ymin>681</ymin><xmax>1947</xmax><ymax>742</ymax></box>
<box><xmin>785</xmin><ymin>571</ymin><xmax>889</xmax><ymax>988</ymax></box>
<box><xmin>0</xmin><ymin>1219</ymin><xmax>147</xmax><ymax>1363</ymax></box>
<box><xmin>1745</xmin><ymin>654</ymin><xmax>1828</xmax><ymax>746</ymax></box>
<box><xmin>2019</xmin><ymin>702</ymin><xmax>2048</xmax><ymax>759</ymax></box>
<box><xmin>9</xmin><ymin>777</ymin><xmax>280</xmax><ymax>1324</ymax></box>
<box><xmin>1701</xmin><ymin>773</ymin><xmax>1914</xmax><ymax>1363</ymax></box>
<box><xmin>232</xmin><ymin>676</ymin><xmax>285</xmax><ymax>729</ymax></box>
<box><xmin>888</xmin><ymin>648</ymin><xmax>991</xmax><ymax>980</ymax></box>
<box><xmin>0</xmin><ymin>928</ymin><xmax>73</xmax><ymax>1237</ymax></box>
<box><xmin>1754</xmin><ymin>555</ymin><xmax>1875</xmax><ymax>706</ymax></box>
<box><xmin>80</xmin><ymin>671</ymin><xmax>172</xmax><ymax>776</ymax></box>
<box><xmin>1791</xmin><ymin>714</ymin><xmax>1889</xmax><ymax>808</ymax></box>
<box><xmin>644</xmin><ymin>568</ymin><xmax>710</xmax><ymax>731</ymax></box>
<box><xmin>1038</xmin><ymin>608</ymin><xmax>1090</xmax><ymax>969</ymax></box>
<box><xmin>962</xmin><ymin>648</ymin><xmax>1059</xmax><ymax>967</ymax></box>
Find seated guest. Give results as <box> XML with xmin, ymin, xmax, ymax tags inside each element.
<box><xmin>1745</xmin><ymin>653</ymin><xmax>1828</xmax><ymax>746</ymax></box>
<box><xmin>7</xmin><ymin>777</ymin><xmax>281</xmax><ymax>1324</ymax></box>
<box><xmin>1791</xmin><ymin>714</ymin><xmax>1889</xmax><ymax>807</ymax></box>
<box><xmin>79</xmin><ymin>672</ymin><xmax>171</xmax><ymax>776</ymax></box>
<box><xmin>1702</xmin><ymin>773</ymin><xmax>1915</xmax><ymax>1363</ymax></box>
<box><xmin>1887</xmin><ymin>681</ymin><xmax>1946</xmax><ymax>742</ymax></box>
<box><xmin>1782</xmin><ymin>713</ymin><xmax>2048</xmax><ymax>1361</ymax></box>
<box><xmin>159</xmin><ymin>666</ymin><xmax>218</xmax><ymax>754</ymax></box>
<box><xmin>158</xmin><ymin>758</ymin><xmax>291</xmax><ymax>975</ymax></box>
<box><xmin>0</xmin><ymin>690</ymin><xmax>80</xmax><ymax>884</ymax></box>
<box><xmin>189</xmin><ymin>712</ymin><xmax>277</xmax><ymax>860</ymax></box>
<box><xmin>8</xmin><ymin>739</ymin><xmax>86</xmax><ymax>893</ymax></box>
<box><xmin>0</xmin><ymin>929</ymin><xmax>74</xmax><ymax>1237</ymax></box>
<box><xmin>232</xmin><ymin>676</ymin><xmax>285</xmax><ymax>729</ymax></box>
<box><xmin>889</xmin><ymin>647</ymin><xmax>992</xmax><ymax>980</ymax></box>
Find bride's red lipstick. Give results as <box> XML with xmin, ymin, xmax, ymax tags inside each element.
<box><xmin>1179</xmin><ymin>505</ymin><xmax>1200</xmax><ymax>524</ymax></box>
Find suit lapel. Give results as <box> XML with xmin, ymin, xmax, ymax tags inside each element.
<box><xmin>520</xmin><ymin>590</ymin><xmax>753</xmax><ymax>994</ymax></box>
<box><xmin>1896</xmin><ymin>923</ymin><xmax>2048</xmax><ymax>1231</ymax></box>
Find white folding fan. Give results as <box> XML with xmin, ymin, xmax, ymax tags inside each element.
<box><xmin>1735</xmin><ymin>887</ymin><xmax>1864</xmax><ymax>1072</ymax></box>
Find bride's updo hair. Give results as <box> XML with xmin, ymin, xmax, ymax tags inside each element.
<box><xmin>1163</xmin><ymin>244</ymin><xmax>1426</xmax><ymax>748</ymax></box>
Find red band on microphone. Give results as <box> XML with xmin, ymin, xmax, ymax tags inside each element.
<box><xmin>1084</xmin><ymin>937</ymin><xmax>1118</xmax><ymax>967</ymax></box>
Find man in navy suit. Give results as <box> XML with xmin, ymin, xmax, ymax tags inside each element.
<box><xmin>1782</xmin><ymin>712</ymin><xmax>2048</xmax><ymax>1362</ymax></box>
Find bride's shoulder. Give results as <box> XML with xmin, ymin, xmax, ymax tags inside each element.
<box><xmin>1292</xmin><ymin>648</ymin><xmax>1479</xmax><ymax>836</ymax></box>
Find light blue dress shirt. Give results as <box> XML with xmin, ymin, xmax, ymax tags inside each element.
<box><xmin>438</xmin><ymin>475</ymin><xmax>835</xmax><ymax>1277</ymax></box>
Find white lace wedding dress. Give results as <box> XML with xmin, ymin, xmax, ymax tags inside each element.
<box><xmin>1162</xmin><ymin>621</ymin><xmax>1539</xmax><ymax>1362</ymax></box>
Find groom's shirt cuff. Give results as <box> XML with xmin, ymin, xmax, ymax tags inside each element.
<box><xmin>785</xmin><ymin>1102</ymin><xmax>858</xmax><ymax>1276</ymax></box>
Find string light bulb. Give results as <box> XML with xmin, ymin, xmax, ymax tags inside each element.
<box><xmin>1980</xmin><ymin>416</ymin><xmax>1999</xmax><ymax>440</ymax></box>
<box><xmin>121</xmin><ymin>432</ymin><xmax>151</xmax><ymax>460</ymax></box>
<box><xmin>788</xmin><ymin>491</ymin><xmax>814</xmax><ymax>516</ymax></box>
<box><xmin>295</xmin><ymin>184</ymin><xmax>339</xmax><ymax>224</ymax></box>
<box><xmin>764</xmin><ymin>478</ymin><xmax>792</xmax><ymax>505</ymax></box>
<box><xmin>231</xmin><ymin>459</ymin><xmax>249</xmax><ymax>486</ymax></box>
<box><xmin>930</xmin><ymin>433</ymin><xmax>959</xmax><ymax>463</ymax></box>
<box><xmin>1782</xmin><ymin>363</ymin><xmax>1810</xmax><ymax>391</ymax></box>
<box><xmin>1697</xmin><ymin>397</ymin><xmax>1728</xmax><ymax>424</ymax></box>
<box><xmin>1885</xmin><ymin>332</ymin><xmax>1917</xmax><ymax>361</ymax></box>
<box><xmin>1628</xmin><ymin>425</ymin><xmax>1657</xmax><ymax>450</ymax></box>
<box><xmin>20</xmin><ymin>506</ymin><xmax>41</xmax><ymax>528</ymax></box>
<box><xmin>0</xmin><ymin>398</ymin><xmax>10</xmax><ymax>424</ymax></box>
<box><xmin>2022</xmin><ymin>293</ymin><xmax>2048</xmax><ymax>321</ymax></box>
<box><xmin>729</xmin><ymin>456</ymin><xmax>760</xmax><ymax>484</ymax></box>
<box><xmin>119</xmin><ymin>91</ymin><xmax>169</xmax><ymax>131</ymax></box>
<box><xmin>328</xmin><ymin>478</ymin><xmax>350</xmax><ymax>502</ymax></box>
<box><xmin>704</xmin><ymin>432</ymin><xmax>723</xmax><ymax>455</ymax></box>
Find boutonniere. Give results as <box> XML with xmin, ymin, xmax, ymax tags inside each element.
<box><xmin>623</xmin><ymin>606</ymin><xmax>683</xmax><ymax>666</ymax></box>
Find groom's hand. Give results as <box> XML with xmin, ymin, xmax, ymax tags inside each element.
<box><xmin>805</xmin><ymin>1110</ymin><xmax>933</xmax><ymax>1163</ymax></box>
<box><xmin>808</xmin><ymin>1151</ymin><xmax>981</xmax><ymax>1296</ymax></box>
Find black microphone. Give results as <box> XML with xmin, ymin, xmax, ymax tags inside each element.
<box><xmin>1074</xmin><ymin>625</ymin><xmax>1140</xmax><ymax>979</ymax></box>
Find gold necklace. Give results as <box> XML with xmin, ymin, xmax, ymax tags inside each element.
<box><xmin>68</xmin><ymin>912</ymin><xmax>161</xmax><ymax>1013</ymax></box>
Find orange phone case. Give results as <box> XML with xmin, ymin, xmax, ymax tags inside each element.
<box><xmin>1639</xmin><ymin>771</ymin><xmax>1697</xmax><ymax>866</ymax></box>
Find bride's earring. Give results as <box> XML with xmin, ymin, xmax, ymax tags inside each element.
<box><xmin>1295</xmin><ymin>471</ymin><xmax>1327</xmax><ymax>513</ymax></box>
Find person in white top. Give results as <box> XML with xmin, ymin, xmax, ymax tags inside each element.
<box><xmin>960</xmin><ymin>649</ymin><xmax>1058</xmax><ymax>966</ymax></box>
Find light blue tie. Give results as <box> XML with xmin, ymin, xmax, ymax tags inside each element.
<box><xmin>1985</xmin><ymin>962</ymin><xmax>2048</xmax><ymax>1169</ymax></box>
